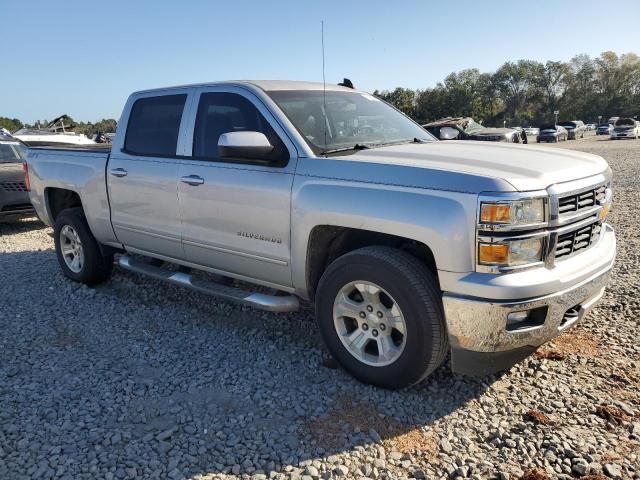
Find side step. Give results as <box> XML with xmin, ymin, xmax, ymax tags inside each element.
<box><xmin>118</xmin><ymin>256</ymin><xmax>299</xmax><ymax>313</ymax></box>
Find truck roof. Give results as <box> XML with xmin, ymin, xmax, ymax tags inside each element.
<box><xmin>132</xmin><ymin>80</ymin><xmax>355</xmax><ymax>96</ymax></box>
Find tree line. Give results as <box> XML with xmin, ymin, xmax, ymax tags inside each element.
<box><xmin>2</xmin><ymin>51</ymin><xmax>638</xmax><ymax>133</ymax></box>
<box><xmin>374</xmin><ymin>51</ymin><xmax>640</xmax><ymax>127</ymax></box>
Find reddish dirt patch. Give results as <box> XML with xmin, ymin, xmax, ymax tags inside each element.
<box><xmin>595</xmin><ymin>405</ymin><xmax>630</xmax><ymax>424</ymax></box>
<box><xmin>519</xmin><ymin>468</ymin><xmax>550</xmax><ymax>480</ymax></box>
<box><xmin>302</xmin><ymin>394</ymin><xmax>438</xmax><ymax>458</ymax></box>
<box><xmin>524</xmin><ymin>409</ymin><xmax>552</xmax><ymax>425</ymax></box>
<box><xmin>534</xmin><ymin>349</ymin><xmax>566</xmax><ymax>361</ymax></box>
<box><xmin>535</xmin><ymin>329</ymin><xmax>601</xmax><ymax>360</ymax></box>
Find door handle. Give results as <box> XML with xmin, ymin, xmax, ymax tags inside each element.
<box><xmin>181</xmin><ymin>175</ymin><xmax>205</xmax><ymax>186</ymax></box>
<box><xmin>110</xmin><ymin>168</ymin><xmax>128</xmax><ymax>178</ymax></box>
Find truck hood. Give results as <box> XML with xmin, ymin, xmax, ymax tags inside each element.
<box><xmin>341</xmin><ymin>141</ymin><xmax>609</xmax><ymax>192</ymax></box>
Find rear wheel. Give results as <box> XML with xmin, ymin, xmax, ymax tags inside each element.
<box><xmin>316</xmin><ymin>246</ymin><xmax>448</xmax><ymax>389</ymax></box>
<box><xmin>54</xmin><ymin>207</ymin><xmax>114</xmax><ymax>285</ymax></box>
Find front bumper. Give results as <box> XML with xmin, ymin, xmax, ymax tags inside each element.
<box><xmin>610</xmin><ymin>132</ymin><xmax>636</xmax><ymax>139</ymax></box>
<box><xmin>442</xmin><ymin>224</ymin><xmax>615</xmax><ymax>375</ymax></box>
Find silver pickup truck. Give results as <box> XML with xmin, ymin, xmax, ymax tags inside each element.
<box><xmin>25</xmin><ymin>80</ymin><xmax>616</xmax><ymax>389</ymax></box>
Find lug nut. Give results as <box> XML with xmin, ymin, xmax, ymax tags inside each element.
<box><xmin>362</xmin><ymin>323</ymin><xmax>369</xmax><ymax>330</ymax></box>
<box><xmin>367</xmin><ymin>305</ymin><xmax>373</xmax><ymax>312</ymax></box>
<box><xmin>380</xmin><ymin>324</ymin><xmax>386</xmax><ymax>331</ymax></box>
<box><xmin>372</xmin><ymin>329</ymin><xmax>379</xmax><ymax>337</ymax></box>
<box><xmin>377</xmin><ymin>311</ymin><xmax>383</xmax><ymax>318</ymax></box>
<box><xmin>359</xmin><ymin>312</ymin><xmax>366</xmax><ymax>318</ymax></box>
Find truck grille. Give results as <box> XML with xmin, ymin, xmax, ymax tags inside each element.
<box><xmin>1</xmin><ymin>181</ymin><xmax>28</xmax><ymax>192</ymax></box>
<box><xmin>555</xmin><ymin>221</ymin><xmax>602</xmax><ymax>259</ymax></box>
<box><xmin>558</xmin><ymin>184</ymin><xmax>606</xmax><ymax>216</ymax></box>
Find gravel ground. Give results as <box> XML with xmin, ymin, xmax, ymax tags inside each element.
<box><xmin>1</xmin><ymin>134</ymin><xmax>638</xmax><ymax>480</ymax></box>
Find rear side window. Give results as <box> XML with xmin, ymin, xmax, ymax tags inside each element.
<box><xmin>193</xmin><ymin>92</ymin><xmax>288</xmax><ymax>166</ymax></box>
<box><xmin>125</xmin><ymin>94</ymin><xmax>186</xmax><ymax>156</ymax></box>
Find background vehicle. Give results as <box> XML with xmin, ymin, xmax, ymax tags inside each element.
<box><xmin>524</xmin><ymin>127</ymin><xmax>539</xmax><ymax>136</ymax></box>
<box><xmin>26</xmin><ymin>80</ymin><xmax>615</xmax><ymax>389</ymax></box>
<box><xmin>597</xmin><ymin>123</ymin><xmax>614</xmax><ymax>135</ymax></box>
<box><xmin>610</xmin><ymin>118</ymin><xmax>640</xmax><ymax>139</ymax></box>
<box><xmin>537</xmin><ymin>124</ymin><xmax>568</xmax><ymax>142</ymax></box>
<box><xmin>14</xmin><ymin>115</ymin><xmax>96</xmax><ymax>147</ymax></box>
<box><xmin>558</xmin><ymin>120</ymin><xmax>586</xmax><ymax>139</ymax></box>
<box><xmin>586</xmin><ymin>124</ymin><xmax>596</xmax><ymax>131</ymax></box>
<box><xmin>0</xmin><ymin>134</ymin><xmax>34</xmax><ymax>221</ymax></box>
<box><xmin>422</xmin><ymin>117</ymin><xmax>522</xmax><ymax>143</ymax></box>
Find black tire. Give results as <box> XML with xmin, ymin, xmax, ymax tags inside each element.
<box><xmin>315</xmin><ymin>246</ymin><xmax>448</xmax><ymax>389</ymax></box>
<box><xmin>54</xmin><ymin>207</ymin><xmax>114</xmax><ymax>285</ymax></box>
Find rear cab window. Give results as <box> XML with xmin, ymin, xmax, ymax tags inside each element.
<box><xmin>124</xmin><ymin>94</ymin><xmax>187</xmax><ymax>156</ymax></box>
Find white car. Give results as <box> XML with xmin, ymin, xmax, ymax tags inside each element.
<box><xmin>524</xmin><ymin>127</ymin><xmax>539</xmax><ymax>136</ymax></box>
<box><xmin>610</xmin><ymin>118</ymin><xmax>640</xmax><ymax>140</ymax></box>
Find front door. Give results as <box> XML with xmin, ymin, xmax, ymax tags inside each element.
<box><xmin>176</xmin><ymin>87</ymin><xmax>297</xmax><ymax>288</ymax></box>
<box><xmin>108</xmin><ymin>92</ymin><xmax>191</xmax><ymax>259</ymax></box>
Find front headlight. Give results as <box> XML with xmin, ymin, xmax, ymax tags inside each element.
<box><xmin>480</xmin><ymin>198</ymin><xmax>545</xmax><ymax>226</ymax></box>
<box><xmin>478</xmin><ymin>237</ymin><xmax>544</xmax><ymax>267</ymax></box>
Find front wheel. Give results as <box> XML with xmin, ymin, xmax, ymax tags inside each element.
<box><xmin>315</xmin><ymin>246</ymin><xmax>448</xmax><ymax>389</ymax></box>
<box><xmin>54</xmin><ymin>207</ymin><xmax>114</xmax><ymax>285</ymax></box>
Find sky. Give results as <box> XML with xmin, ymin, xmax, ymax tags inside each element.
<box><xmin>2</xmin><ymin>0</ymin><xmax>639</xmax><ymax>124</ymax></box>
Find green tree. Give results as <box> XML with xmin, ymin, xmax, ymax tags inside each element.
<box><xmin>0</xmin><ymin>117</ymin><xmax>24</xmax><ymax>132</ymax></box>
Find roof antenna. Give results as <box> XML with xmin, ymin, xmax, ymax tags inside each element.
<box><xmin>321</xmin><ymin>20</ymin><xmax>327</xmax><ymax>151</ymax></box>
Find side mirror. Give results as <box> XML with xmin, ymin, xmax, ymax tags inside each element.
<box><xmin>439</xmin><ymin>126</ymin><xmax>460</xmax><ymax>140</ymax></box>
<box><xmin>218</xmin><ymin>131</ymin><xmax>274</xmax><ymax>160</ymax></box>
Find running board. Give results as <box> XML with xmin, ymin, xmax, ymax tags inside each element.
<box><xmin>118</xmin><ymin>256</ymin><xmax>299</xmax><ymax>312</ymax></box>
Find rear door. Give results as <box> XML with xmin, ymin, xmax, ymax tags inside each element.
<box><xmin>176</xmin><ymin>86</ymin><xmax>298</xmax><ymax>288</ymax></box>
<box><xmin>108</xmin><ymin>90</ymin><xmax>193</xmax><ymax>259</ymax></box>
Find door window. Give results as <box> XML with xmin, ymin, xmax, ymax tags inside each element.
<box><xmin>124</xmin><ymin>94</ymin><xmax>187</xmax><ymax>156</ymax></box>
<box><xmin>193</xmin><ymin>92</ymin><xmax>288</xmax><ymax>166</ymax></box>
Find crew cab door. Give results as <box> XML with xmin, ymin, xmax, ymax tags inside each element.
<box><xmin>176</xmin><ymin>86</ymin><xmax>297</xmax><ymax>288</ymax></box>
<box><xmin>107</xmin><ymin>90</ymin><xmax>192</xmax><ymax>258</ymax></box>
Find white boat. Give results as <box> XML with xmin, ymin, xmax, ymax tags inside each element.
<box><xmin>14</xmin><ymin>115</ymin><xmax>96</xmax><ymax>146</ymax></box>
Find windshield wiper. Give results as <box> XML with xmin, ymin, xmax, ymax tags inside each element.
<box><xmin>321</xmin><ymin>143</ymin><xmax>371</xmax><ymax>155</ymax></box>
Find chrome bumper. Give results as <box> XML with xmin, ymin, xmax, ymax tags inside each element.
<box><xmin>442</xmin><ymin>233</ymin><xmax>615</xmax><ymax>374</ymax></box>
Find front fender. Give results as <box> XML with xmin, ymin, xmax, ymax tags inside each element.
<box><xmin>291</xmin><ymin>176</ymin><xmax>477</xmax><ymax>297</ymax></box>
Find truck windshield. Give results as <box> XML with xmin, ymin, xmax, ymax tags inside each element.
<box><xmin>267</xmin><ymin>90</ymin><xmax>434</xmax><ymax>154</ymax></box>
<box><xmin>0</xmin><ymin>141</ymin><xmax>27</xmax><ymax>163</ymax></box>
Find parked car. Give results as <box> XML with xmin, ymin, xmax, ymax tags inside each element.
<box><xmin>586</xmin><ymin>124</ymin><xmax>596</xmax><ymax>131</ymax></box>
<box><xmin>524</xmin><ymin>127</ymin><xmax>540</xmax><ymax>136</ymax></box>
<box><xmin>537</xmin><ymin>124</ymin><xmax>569</xmax><ymax>142</ymax></box>
<box><xmin>597</xmin><ymin>123</ymin><xmax>613</xmax><ymax>135</ymax></box>
<box><xmin>557</xmin><ymin>120</ymin><xmax>586</xmax><ymax>140</ymax></box>
<box><xmin>422</xmin><ymin>117</ymin><xmax>522</xmax><ymax>143</ymax></box>
<box><xmin>610</xmin><ymin>118</ymin><xmax>640</xmax><ymax>140</ymax></box>
<box><xmin>26</xmin><ymin>80</ymin><xmax>615</xmax><ymax>388</ymax></box>
<box><xmin>0</xmin><ymin>134</ymin><xmax>35</xmax><ymax>221</ymax></box>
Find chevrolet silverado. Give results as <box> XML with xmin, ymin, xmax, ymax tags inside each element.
<box><xmin>25</xmin><ymin>81</ymin><xmax>616</xmax><ymax>388</ymax></box>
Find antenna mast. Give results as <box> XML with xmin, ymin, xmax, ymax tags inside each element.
<box><xmin>321</xmin><ymin>20</ymin><xmax>327</xmax><ymax>150</ymax></box>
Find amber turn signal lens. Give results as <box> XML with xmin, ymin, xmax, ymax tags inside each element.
<box><xmin>480</xmin><ymin>204</ymin><xmax>511</xmax><ymax>223</ymax></box>
<box><xmin>478</xmin><ymin>243</ymin><xmax>509</xmax><ymax>265</ymax></box>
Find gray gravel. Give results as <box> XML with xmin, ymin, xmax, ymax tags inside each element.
<box><xmin>1</xmin><ymin>134</ymin><xmax>638</xmax><ymax>480</ymax></box>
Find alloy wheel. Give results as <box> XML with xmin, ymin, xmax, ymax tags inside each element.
<box><xmin>60</xmin><ymin>225</ymin><xmax>84</xmax><ymax>273</ymax></box>
<box><xmin>332</xmin><ymin>281</ymin><xmax>407</xmax><ymax>367</ymax></box>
